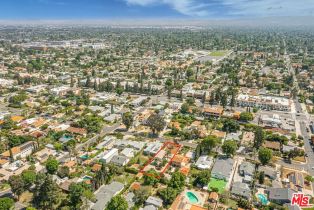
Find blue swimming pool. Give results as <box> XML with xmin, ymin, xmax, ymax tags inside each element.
<box><xmin>80</xmin><ymin>154</ymin><xmax>89</xmax><ymax>160</ymax></box>
<box><xmin>257</xmin><ymin>194</ymin><xmax>268</xmax><ymax>205</ymax></box>
<box><xmin>186</xmin><ymin>191</ymin><xmax>199</xmax><ymax>204</ymax></box>
<box><xmin>82</xmin><ymin>175</ymin><xmax>92</xmax><ymax>181</ymax></box>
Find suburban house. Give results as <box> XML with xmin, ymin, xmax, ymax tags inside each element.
<box><xmin>66</xmin><ymin>127</ymin><xmax>87</xmax><ymax>137</ymax></box>
<box><xmin>96</xmin><ymin>136</ymin><xmax>116</xmax><ymax>150</ymax></box>
<box><xmin>144</xmin><ymin>142</ymin><xmax>163</xmax><ymax>155</ymax></box>
<box><xmin>231</xmin><ymin>182</ymin><xmax>251</xmax><ymax>200</ymax></box>
<box><xmin>92</xmin><ymin>181</ymin><xmax>124</xmax><ymax>210</ymax></box>
<box><xmin>101</xmin><ymin>148</ymin><xmax>118</xmax><ymax>163</ymax></box>
<box><xmin>171</xmin><ymin>155</ymin><xmax>189</xmax><ymax>167</ymax></box>
<box><xmin>211</xmin><ymin>157</ymin><xmax>234</xmax><ymax>181</ymax></box>
<box><xmin>110</xmin><ymin>155</ymin><xmax>129</xmax><ymax>166</ymax></box>
<box><xmin>239</xmin><ymin>162</ymin><xmax>255</xmax><ymax>183</ymax></box>
<box><xmin>1</xmin><ymin>141</ymin><xmax>37</xmax><ymax>160</ymax></box>
<box><xmin>144</xmin><ymin>196</ymin><xmax>163</xmax><ymax>209</ymax></box>
<box><xmin>266</xmin><ymin>188</ymin><xmax>296</xmax><ymax>205</ymax></box>
<box><xmin>121</xmin><ymin>148</ymin><xmax>135</xmax><ymax>158</ymax></box>
<box><xmin>195</xmin><ymin>155</ymin><xmax>213</xmax><ymax>170</ymax></box>
<box><xmin>203</xmin><ymin>106</ymin><xmax>224</xmax><ymax>118</ymax></box>
<box><xmin>259</xmin><ymin>166</ymin><xmax>278</xmax><ymax>180</ymax></box>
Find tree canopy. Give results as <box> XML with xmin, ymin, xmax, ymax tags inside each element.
<box><xmin>106</xmin><ymin>195</ymin><xmax>128</xmax><ymax>210</ymax></box>
<box><xmin>258</xmin><ymin>147</ymin><xmax>273</xmax><ymax>165</ymax></box>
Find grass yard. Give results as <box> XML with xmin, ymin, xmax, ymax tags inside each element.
<box><xmin>293</xmin><ymin>155</ymin><xmax>306</xmax><ymax>162</ymax></box>
<box><xmin>208</xmin><ymin>178</ymin><xmax>227</xmax><ymax>193</ymax></box>
<box><xmin>209</xmin><ymin>50</ymin><xmax>228</xmax><ymax>57</ymax></box>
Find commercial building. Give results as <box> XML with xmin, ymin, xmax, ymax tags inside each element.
<box><xmin>236</xmin><ymin>94</ymin><xmax>291</xmax><ymax>111</ymax></box>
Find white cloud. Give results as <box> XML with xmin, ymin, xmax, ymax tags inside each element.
<box><xmin>123</xmin><ymin>0</ymin><xmax>314</xmax><ymax>17</ymax></box>
<box><xmin>124</xmin><ymin>0</ymin><xmax>211</xmax><ymax>17</ymax></box>
<box><xmin>220</xmin><ymin>0</ymin><xmax>314</xmax><ymax>17</ymax></box>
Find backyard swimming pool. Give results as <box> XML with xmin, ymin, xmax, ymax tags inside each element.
<box><xmin>80</xmin><ymin>154</ymin><xmax>89</xmax><ymax>160</ymax></box>
<box><xmin>257</xmin><ymin>193</ymin><xmax>268</xmax><ymax>205</ymax></box>
<box><xmin>186</xmin><ymin>191</ymin><xmax>199</xmax><ymax>204</ymax></box>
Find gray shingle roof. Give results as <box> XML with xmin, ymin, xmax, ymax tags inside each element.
<box><xmin>239</xmin><ymin>162</ymin><xmax>255</xmax><ymax>176</ymax></box>
<box><xmin>211</xmin><ymin>157</ymin><xmax>234</xmax><ymax>179</ymax></box>
<box><xmin>92</xmin><ymin>182</ymin><xmax>124</xmax><ymax>210</ymax></box>
<box><xmin>267</xmin><ymin>188</ymin><xmax>295</xmax><ymax>202</ymax></box>
<box><xmin>145</xmin><ymin>196</ymin><xmax>163</xmax><ymax>208</ymax></box>
<box><xmin>231</xmin><ymin>182</ymin><xmax>251</xmax><ymax>199</ymax></box>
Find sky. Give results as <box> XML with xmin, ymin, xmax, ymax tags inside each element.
<box><xmin>0</xmin><ymin>0</ymin><xmax>314</xmax><ymax>20</ymax></box>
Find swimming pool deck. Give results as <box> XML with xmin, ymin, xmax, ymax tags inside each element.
<box><xmin>169</xmin><ymin>189</ymin><xmax>208</xmax><ymax>210</ymax></box>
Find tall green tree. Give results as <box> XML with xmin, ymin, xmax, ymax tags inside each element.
<box><xmin>159</xmin><ymin>187</ymin><xmax>177</xmax><ymax>206</ymax></box>
<box><xmin>45</xmin><ymin>157</ymin><xmax>59</xmax><ymax>174</ymax></box>
<box><xmin>34</xmin><ymin>175</ymin><xmax>61</xmax><ymax>209</ymax></box>
<box><xmin>222</xmin><ymin>119</ymin><xmax>240</xmax><ymax>133</ymax></box>
<box><xmin>0</xmin><ymin>197</ymin><xmax>14</xmax><ymax>210</ymax></box>
<box><xmin>146</xmin><ymin>113</ymin><xmax>166</xmax><ymax>136</ymax></box>
<box><xmin>258</xmin><ymin>148</ymin><xmax>273</xmax><ymax>165</ymax></box>
<box><xmin>8</xmin><ymin>175</ymin><xmax>24</xmax><ymax>199</ymax></box>
<box><xmin>254</xmin><ymin>127</ymin><xmax>265</xmax><ymax>149</ymax></box>
<box><xmin>21</xmin><ymin>170</ymin><xmax>37</xmax><ymax>190</ymax></box>
<box><xmin>122</xmin><ymin>112</ymin><xmax>134</xmax><ymax>130</ymax></box>
<box><xmin>68</xmin><ymin>183</ymin><xmax>85</xmax><ymax>209</ymax></box>
<box><xmin>193</xmin><ymin>170</ymin><xmax>211</xmax><ymax>187</ymax></box>
<box><xmin>222</xmin><ymin>140</ymin><xmax>237</xmax><ymax>157</ymax></box>
<box><xmin>168</xmin><ymin>172</ymin><xmax>185</xmax><ymax>190</ymax></box>
<box><xmin>106</xmin><ymin>195</ymin><xmax>128</xmax><ymax>210</ymax></box>
<box><xmin>239</xmin><ymin>112</ymin><xmax>253</xmax><ymax>122</ymax></box>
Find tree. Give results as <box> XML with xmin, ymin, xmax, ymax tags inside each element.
<box><xmin>258</xmin><ymin>148</ymin><xmax>273</xmax><ymax>165</ymax></box>
<box><xmin>143</xmin><ymin>170</ymin><xmax>159</xmax><ymax>186</ymax></box>
<box><xmin>85</xmin><ymin>76</ymin><xmax>91</xmax><ymax>87</ymax></box>
<box><xmin>76</xmin><ymin>114</ymin><xmax>103</xmax><ymax>133</ymax></box>
<box><xmin>122</xmin><ymin>112</ymin><xmax>134</xmax><ymax>130</ymax></box>
<box><xmin>21</xmin><ymin>170</ymin><xmax>37</xmax><ymax>190</ymax></box>
<box><xmin>254</xmin><ymin>127</ymin><xmax>265</xmax><ymax>149</ymax></box>
<box><xmin>180</xmin><ymin>103</ymin><xmax>190</xmax><ymax>114</ymax></box>
<box><xmin>116</xmin><ymin>87</ymin><xmax>123</xmax><ymax>96</ymax></box>
<box><xmin>259</xmin><ymin>171</ymin><xmax>265</xmax><ymax>184</ymax></box>
<box><xmin>106</xmin><ymin>195</ymin><xmax>128</xmax><ymax>210</ymax></box>
<box><xmin>305</xmin><ymin>175</ymin><xmax>314</xmax><ymax>183</ymax></box>
<box><xmin>159</xmin><ymin>187</ymin><xmax>177</xmax><ymax>205</ymax></box>
<box><xmin>220</xmin><ymin>93</ymin><xmax>227</xmax><ymax>108</ymax></box>
<box><xmin>58</xmin><ymin>166</ymin><xmax>70</xmax><ymax>178</ymax></box>
<box><xmin>134</xmin><ymin>186</ymin><xmax>151</xmax><ymax>205</ymax></box>
<box><xmin>239</xmin><ymin>112</ymin><xmax>254</xmax><ymax>122</ymax></box>
<box><xmin>222</xmin><ymin>119</ymin><xmax>240</xmax><ymax>133</ymax></box>
<box><xmin>168</xmin><ymin>172</ymin><xmax>185</xmax><ymax>190</ymax></box>
<box><xmin>34</xmin><ymin>175</ymin><xmax>61</xmax><ymax>209</ymax></box>
<box><xmin>193</xmin><ymin>170</ymin><xmax>211</xmax><ymax>187</ymax></box>
<box><xmin>70</xmin><ymin>76</ymin><xmax>74</xmax><ymax>87</ymax></box>
<box><xmin>287</xmin><ymin>148</ymin><xmax>304</xmax><ymax>160</ymax></box>
<box><xmin>238</xmin><ymin>198</ymin><xmax>251</xmax><ymax>209</ymax></box>
<box><xmin>69</xmin><ymin>183</ymin><xmax>85</xmax><ymax>209</ymax></box>
<box><xmin>26</xmin><ymin>207</ymin><xmax>37</xmax><ymax>210</ymax></box>
<box><xmin>0</xmin><ymin>197</ymin><xmax>14</xmax><ymax>210</ymax></box>
<box><xmin>146</xmin><ymin>113</ymin><xmax>166</xmax><ymax>136</ymax></box>
<box><xmin>199</xmin><ymin>135</ymin><xmax>220</xmax><ymax>154</ymax></box>
<box><xmin>46</xmin><ymin>157</ymin><xmax>59</xmax><ymax>174</ymax></box>
<box><xmin>222</xmin><ymin>140</ymin><xmax>237</xmax><ymax>157</ymax></box>
<box><xmin>8</xmin><ymin>175</ymin><xmax>24</xmax><ymax>199</ymax></box>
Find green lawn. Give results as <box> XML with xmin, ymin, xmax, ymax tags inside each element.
<box><xmin>208</xmin><ymin>178</ymin><xmax>227</xmax><ymax>193</ymax></box>
<box><xmin>209</xmin><ymin>51</ymin><xmax>228</xmax><ymax>57</ymax></box>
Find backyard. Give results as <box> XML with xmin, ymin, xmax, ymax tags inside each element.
<box><xmin>209</xmin><ymin>50</ymin><xmax>228</xmax><ymax>57</ymax></box>
<box><xmin>208</xmin><ymin>178</ymin><xmax>227</xmax><ymax>193</ymax></box>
